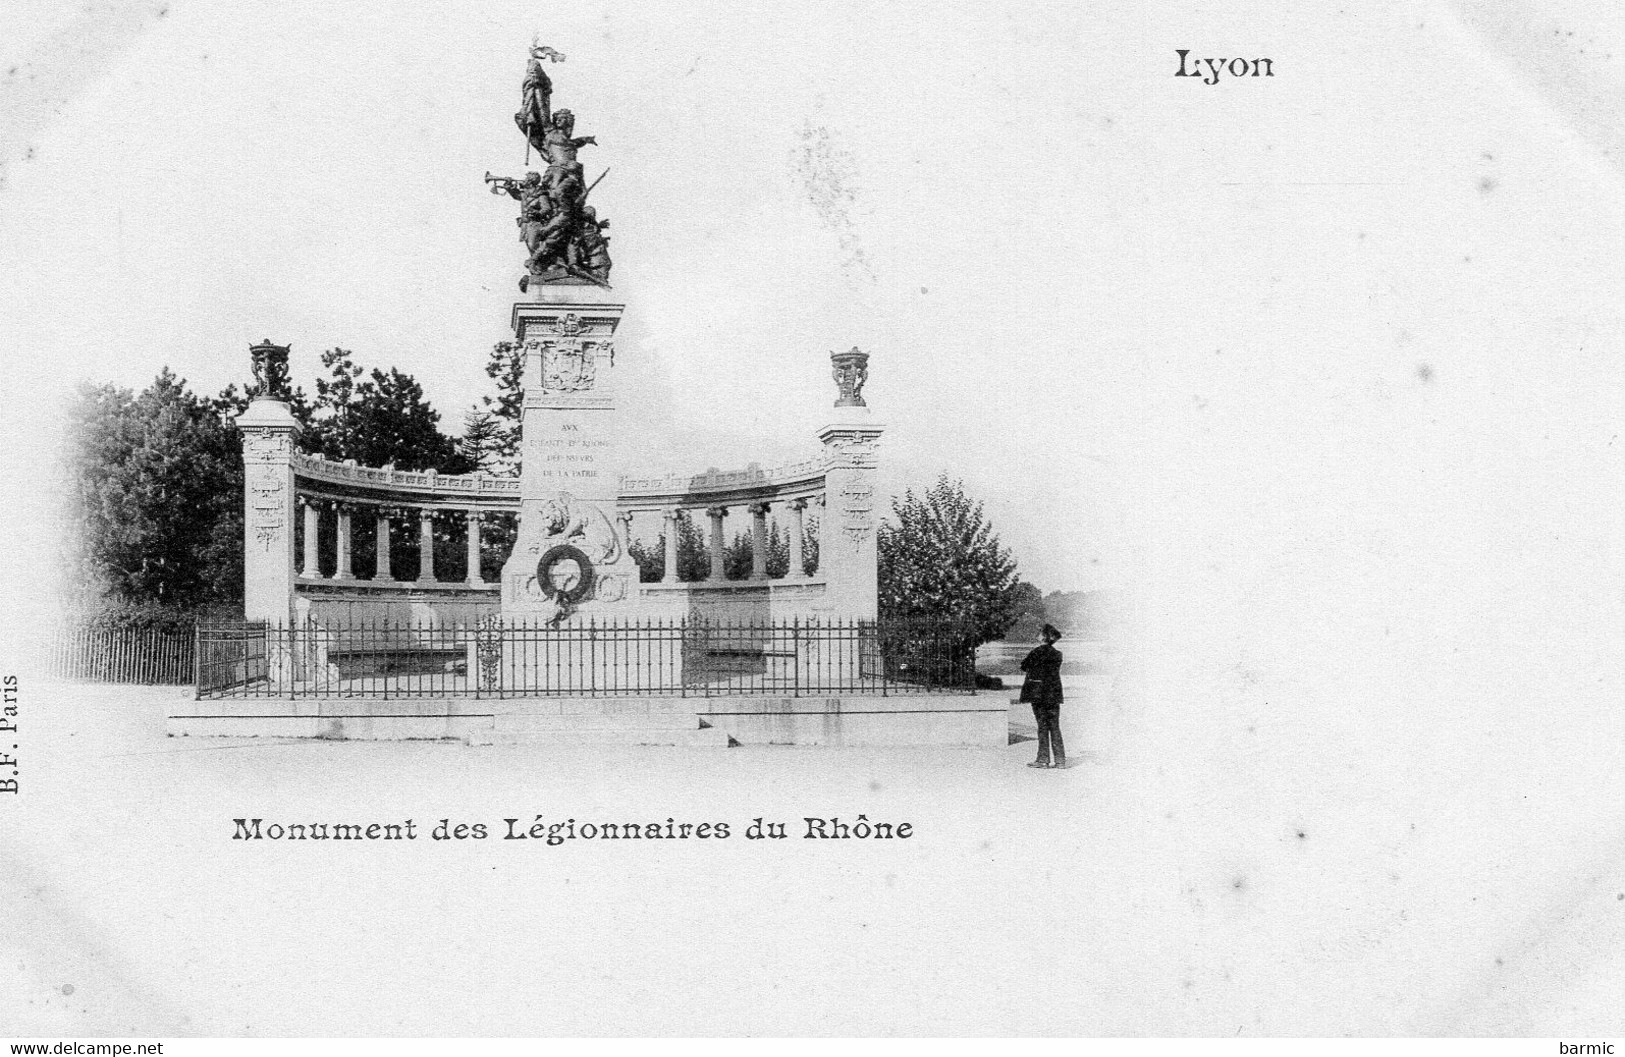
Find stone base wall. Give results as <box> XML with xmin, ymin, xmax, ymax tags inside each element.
<box><xmin>635</xmin><ymin>579</ymin><xmax>829</xmax><ymax>623</ymax></box>
<box><xmin>166</xmin><ymin>692</ymin><xmax>1002</xmax><ymax>746</ymax></box>
<box><xmin>695</xmin><ymin>695</ymin><xmax>1007</xmax><ymax>747</ymax></box>
<box><xmin>296</xmin><ymin>583</ymin><xmax>500</xmax><ymax>629</ymax></box>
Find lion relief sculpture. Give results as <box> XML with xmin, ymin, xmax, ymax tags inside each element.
<box><xmin>537</xmin><ymin>493</ymin><xmax>621</xmax><ymax>565</ymax></box>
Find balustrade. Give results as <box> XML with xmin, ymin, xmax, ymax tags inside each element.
<box><xmin>289</xmin><ymin>488</ymin><xmax>828</xmax><ymax>591</ymax></box>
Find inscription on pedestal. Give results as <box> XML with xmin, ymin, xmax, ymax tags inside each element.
<box><xmin>248</xmin><ymin>468</ymin><xmax>287</xmax><ymax>552</ymax></box>
<box><xmin>527</xmin><ymin>421</ymin><xmax>610</xmax><ymax>486</ymax></box>
<box><xmin>839</xmin><ymin>483</ymin><xmax>875</xmax><ymax>550</ymax></box>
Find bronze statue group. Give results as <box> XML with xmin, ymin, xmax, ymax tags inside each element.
<box><xmin>486</xmin><ymin>45</ymin><xmax>613</xmax><ymax>290</ymax></box>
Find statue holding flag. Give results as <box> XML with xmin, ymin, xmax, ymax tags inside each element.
<box><xmin>487</xmin><ymin>42</ymin><xmax>613</xmax><ymax>290</ymax></box>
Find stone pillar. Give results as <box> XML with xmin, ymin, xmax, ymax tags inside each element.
<box><xmin>333</xmin><ymin>504</ymin><xmax>355</xmax><ymax>581</ymax></box>
<box><xmin>417</xmin><ymin>509</ymin><xmax>437</xmax><ymax>583</ymax></box>
<box><xmin>662</xmin><ymin>508</ymin><xmax>681</xmax><ymax>584</ymax></box>
<box><xmin>748</xmin><ymin>502</ymin><xmax>770</xmax><ymax>581</ymax></box>
<box><xmin>237</xmin><ymin>397</ymin><xmax>300</xmax><ymax>627</ymax></box>
<box><xmin>465</xmin><ymin>512</ymin><xmax>484</xmax><ymax>585</ymax></box>
<box><xmin>787</xmin><ymin>498</ymin><xmax>808</xmax><ymax>580</ymax></box>
<box><xmin>300</xmin><ymin>497</ymin><xmax>320</xmax><ymax>579</ymax></box>
<box><xmin>374</xmin><ymin>509</ymin><xmax>395</xmax><ymax>583</ymax></box>
<box><xmin>499</xmin><ymin>288</ymin><xmax>638</xmax><ymax>621</ymax></box>
<box><xmin>706</xmin><ymin>506</ymin><xmax>728</xmax><ymax>582</ymax></box>
<box><xmin>817</xmin><ymin>352</ymin><xmax>884</xmax><ymax>620</ymax></box>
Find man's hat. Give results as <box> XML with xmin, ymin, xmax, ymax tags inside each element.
<box><xmin>1042</xmin><ymin>623</ymin><xmax>1062</xmax><ymax>640</ymax></box>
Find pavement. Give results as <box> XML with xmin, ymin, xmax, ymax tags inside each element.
<box><xmin>4</xmin><ymin>679</ymin><xmax>1625</xmax><ymax>1036</ymax></box>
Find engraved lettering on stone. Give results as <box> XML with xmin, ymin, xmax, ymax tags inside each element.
<box><xmin>243</xmin><ymin>430</ymin><xmax>291</xmax><ymax>463</ymax></box>
<box><xmin>248</xmin><ymin>465</ymin><xmax>286</xmax><ymax>552</ymax></box>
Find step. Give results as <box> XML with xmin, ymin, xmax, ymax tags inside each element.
<box><xmin>493</xmin><ymin>710</ymin><xmax>709</xmax><ymax>733</ymax></box>
<box><xmin>468</xmin><ymin>726</ymin><xmax>733</xmax><ymax>748</ymax></box>
<box><xmin>490</xmin><ymin>697</ymin><xmax>698</xmax><ymax>718</ymax></box>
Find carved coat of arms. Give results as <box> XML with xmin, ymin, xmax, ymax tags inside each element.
<box><xmin>531</xmin><ymin>314</ymin><xmax>606</xmax><ymax>392</ymax></box>
<box><xmin>540</xmin><ymin>341</ymin><xmax>599</xmax><ymax>391</ymax></box>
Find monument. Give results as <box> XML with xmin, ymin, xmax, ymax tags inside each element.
<box><xmin>486</xmin><ymin>46</ymin><xmax>639</xmax><ymax>626</ymax></box>
<box><xmin>194</xmin><ymin>41</ymin><xmax>1005</xmax><ymax>746</ymax></box>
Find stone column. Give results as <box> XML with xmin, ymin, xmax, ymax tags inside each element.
<box><xmin>706</xmin><ymin>506</ymin><xmax>728</xmax><ymax>582</ymax></box>
<box><xmin>817</xmin><ymin>393</ymin><xmax>884</xmax><ymax>620</ymax></box>
<box><xmin>748</xmin><ymin>502</ymin><xmax>770</xmax><ymax>581</ymax></box>
<box><xmin>417</xmin><ymin>509</ymin><xmax>437</xmax><ymax>583</ymax></box>
<box><xmin>300</xmin><ymin>497</ymin><xmax>320</xmax><ymax>579</ymax></box>
<box><xmin>465</xmin><ymin>511</ymin><xmax>484</xmax><ymax>585</ymax></box>
<box><xmin>333</xmin><ymin>504</ymin><xmax>355</xmax><ymax>581</ymax></box>
<box><xmin>374</xmin><ymin>509</ymin><xmax>395</xmax><ymax>583</ymax></box>
<box><xmin>237</xmin><ymin>397</ymin><xmax>300</xmax><ymax>627</ymax></box>
<box><xmin>787</xmin><ymin>497</ymin><xmax>808</xmax><ymax>580</ymax></box>
<box><xmin>662</xmin><ymin>508</ymin><xmax>681</xmax><ymax>584</ymax></box>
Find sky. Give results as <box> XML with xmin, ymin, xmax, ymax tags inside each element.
<box><xmin>4</xmin><ymin>2</ymin><xmax>1625</xmax><ymax>617</ymax></box>
<box><xmin>0</xmin><ymin>0</ymin><xmax>1147</xmax><ymax>603</ymax></box>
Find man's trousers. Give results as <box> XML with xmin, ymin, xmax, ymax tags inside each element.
<box><xmin>1032</xmin><ymin>704</ymin><xmax>1065</xmax><ymax>767</ymax></box>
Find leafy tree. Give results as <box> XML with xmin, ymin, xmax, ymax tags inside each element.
<box><xmin>1005</xmin><ymin>581</ymin><xmax>1047</xmax><ymax>640</ymax></box>
<box><xmin>763</xmin><ymin>522</ymin><xmax>789</xmax><ymax>579</ymax></box>
<box><xmin>802</xmin><ymin>513</ymin><xmax>820</xmax><ymax>576</ymax></box>
<box><xmin>877</xmin><ymin>475</ymin><xmax>1021</xmax><ymax>646</ymax></box>
<box><xmin>63</xmin><ymin>348</ymin><xmax>476</xmax><ymax>619</ymax></box>
<box><xmin>304</xmin><ymin>348</ymin><xmax>472</xmax><ymax>473</ymax></box>
<box><xmin>61</xmin><ymin>370</ymin><xmax>244</xmax><ymax>612</ymax></box>
<box><xmin>724</xmin><ymin>529</ymin><xmax>754</xmax><ymax>580</ymax></box>
<box><xmin>724</xmin><ymin>521</ymin><xmax>792</xmax><ymax>579</ymax></box>
<box><xmin>213</xmin><ymin>380</ymin><xmax>315</xmax><ymax>428</ymax></box>
<box><xmin>628</xmin><ymin>511</ymin><xmax>710</xmax><ymax>583</ymax></box>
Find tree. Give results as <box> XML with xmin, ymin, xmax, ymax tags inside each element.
<box><xmin>304</xmin><ymin>348</ymin><xmax>472</xmax><ymax>473</ymax></box>
<box><xmin>628</xmin><ymin>511</ymin><xmax>710</xmax><ymax>583</ymax></box>
<box><xmin>478</xmin><ymin>339</ymin><xmax>524</xmax><ymax>471</ymax></box>
<box><xmin>62</xmin><ymin>346</ymin><xmax>477</xmax><ymax>620</ymax></box>
<box><xmin>877</xmin><ymin>475</ymin><xmax>1022</xmax><ymax>646</ymax></box>
<box><xmin>729</xmin><ymin>521</ymin><xmax>794</xmax><ymax>579</ymax></box>
<box><xmin>724</xmin><ymin>529</ymin><xmax>754</xmax><ymax>580</ymax></box>
<box><xmin>1005</xmin><ymin>581</ymin><xmax>1047</xmax><ymax>640</ymax></box>
<box><xmin>802</xmin><ymin>513</ymin><xmax>820</xmax><ymax>576</ymax></box>
<box><xmin>459</xmin><ymin>408</ymin><xmax>509</xmax><ymax>474</ymax></box>
<box><xmin>62</xmin><ymin>370</ymin><xmax>245</xmax><ymax>613</ymax></box>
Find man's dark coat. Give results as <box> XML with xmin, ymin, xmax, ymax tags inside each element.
<box><xmin>1018</xmin><ymin>643</ymin><xmax>1064</xmax><ymax>707</ymax></box>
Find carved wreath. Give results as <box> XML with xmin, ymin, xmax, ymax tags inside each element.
<box><xmin>536</xmin><ymin>544</ymin><xmax>596</xmax><ymax>605</ymax></box>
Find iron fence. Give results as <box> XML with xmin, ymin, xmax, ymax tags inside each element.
<box><xmin>195</xmin><ymin>618</ymin><xmax>975</xmax><ymax>700</ymax></box>
<box><xmin>41</xmin><ymin>625</ymin><xmax>197</xmax><ymax>685</ymax></box>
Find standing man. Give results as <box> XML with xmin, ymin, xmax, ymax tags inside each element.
<box><xmin>1020</xmin><ymin>623</ymin><xmax>1066</xmax><ymax>768</ymax></box>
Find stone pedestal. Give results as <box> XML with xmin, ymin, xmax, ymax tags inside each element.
<box><xmin>237</xmin><ymin>398</ymin><xmax>300</xmax><ymax>628</ymax></box>
<box><xmin>818</xmin><ymin>408</ymin><xmax>885</xmax><ymax>622</ymax></box>
<box><xmin>499</xmin><ymin>283</ymin><xmax>642</xmax><ymax>623</ymax></box>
